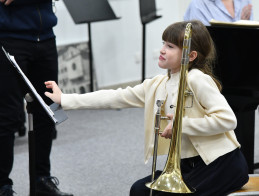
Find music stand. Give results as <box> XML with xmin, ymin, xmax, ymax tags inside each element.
<box><xmin>63</xmin><ymin>0</ymin><xmax>120</xmax><ymax>92</ymax></box>
<box><xmin>139</xmin><ymin>0</ymin><xmax>161</xmax><ymax>81</ymax></box>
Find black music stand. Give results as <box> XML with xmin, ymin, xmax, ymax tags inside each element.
<box><xmin>2</xmin><ymin>47</ymin><xmax>68</xmax><ymax>196</ymax></box>
<box><xmin>139</xmin><ymin>0</ymin><xmax>161</xmax><ymax>81</ymax></box>
<box><xmin>24</xmin><ymin>93</ymin><xmax>36</xmax><ymax>196</ymax></box>
<box><xmin>63</xmin><ymin>0</ymin><xmax>120</xmax><ymax>92</ymax></box>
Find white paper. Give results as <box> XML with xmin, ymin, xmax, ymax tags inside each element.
<box><xmin>6</xmin><ymin>52</ymin><xmax>58</xmax><ymax>123</ymax></box>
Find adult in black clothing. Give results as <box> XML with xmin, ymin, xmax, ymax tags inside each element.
<box><xmin>0</xmin><ymin>0</ymin><xmax>73</xmax><ymax>195</ymax></box>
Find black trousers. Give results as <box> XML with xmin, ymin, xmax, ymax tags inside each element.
<box><xmin>0</xmin><ymin>38</ymin><xmax>58</xmax><ymax>186</ymax></box>
<box><xmin>130</xmin><ymin>148</ymin><xmax>249</xmax><ymax>196</ymax></box>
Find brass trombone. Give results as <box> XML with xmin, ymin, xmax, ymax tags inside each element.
<box><xmin>146</xmin><ymin>23</ymin><xmax>195</xmax><ymax>195</ymax></box>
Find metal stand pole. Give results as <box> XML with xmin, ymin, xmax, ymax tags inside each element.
<box><xmin>25</xmin><ymin>93</ymin><xmax>36</xmax><ymax>196</ymax></box>
<box><xmin>88</xmin><ymin>22</ymin><xmax>94</xmax><ymax>92</ymax></box>
<box><xmin>142</xmin><ymin>23</ymin><xmax>146</xmax><ymax>82</ymax></box>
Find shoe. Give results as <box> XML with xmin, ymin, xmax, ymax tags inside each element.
<box><xmin>0</xmin><ymin>185</ymin><xmax>15</xmax><ymax>196</ymax></box>
<box><xmin>36</xmin><ymin>176</ymin><xmax>73</xmax><ymax>196</ymax></box>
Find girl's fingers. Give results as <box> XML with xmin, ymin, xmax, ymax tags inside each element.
<box><xmin>44</xmin><ymin>92</ymin><xmax>52</xmax><ymax>98</ymax></box>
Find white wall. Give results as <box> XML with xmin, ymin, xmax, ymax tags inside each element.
<box><xmin>53</xmin><ymin>0</ymin><xmax>259</xmax><ymax>88</ymax></box>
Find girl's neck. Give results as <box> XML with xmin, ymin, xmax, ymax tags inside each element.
<box><xmin>171</xmin><ymin>68</ymin><xmax>180</xmax><ymax>74</ymax></box>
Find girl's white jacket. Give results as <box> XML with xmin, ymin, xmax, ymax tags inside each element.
<box><xmin>61</xmin><ymin>69</ymin><xmax>239</xmax><ymax>165</ymax></box>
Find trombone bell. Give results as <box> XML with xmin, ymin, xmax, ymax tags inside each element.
<box><xmin>146</xmin><ymin>170</ymin><xmax>194</xmax><ymax>193</ymax></box>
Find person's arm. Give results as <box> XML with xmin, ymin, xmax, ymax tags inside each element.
<box><xmin>0</xmin><ymin>0</ymin><xmax>53</xmax><ymax>6</ymax></box>
<box><xmin>160</xmin><ymin>71</ymin><xmax>236</xmax><ymax>139</ymax></box>
<box><xmin>0</xmin><ymin>0</ymin><xmax>13</xmax><ymax>6</ymax></box>
<box><xmin>45</xmin><ymin>80</ymin><xmax>146</xmax><ymax>110</ymax></box>
<box><xmin>181</xmin><ymin>71</ymin><xmax>237</xmax><ymax>136</ymax></box>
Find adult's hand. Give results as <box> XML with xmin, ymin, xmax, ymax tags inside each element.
<box><xmin>0</xmin><ymin>0</ymin><xmax>14</xmax><ymax>6</ymax></box>
<box><xmin>241</xmin><ymin>4</ymin><xmax>252</xmax><ymax>20</ymax></box>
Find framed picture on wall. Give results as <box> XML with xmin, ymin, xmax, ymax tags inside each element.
<box><xmin>57</xmin><ymin>42</ymin><xmax>97</xmax><ymax>94</ymax></box>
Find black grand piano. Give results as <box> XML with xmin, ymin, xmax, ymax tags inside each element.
<box><xmin>207</xmin><ymin>25</ymin><xmax>259</xmax><ymax>173</ymax></box>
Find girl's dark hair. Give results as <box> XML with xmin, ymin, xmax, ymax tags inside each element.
<box><xmin>162</xmin><ymin>20</ymin><xmax>222</xmax><ymax>91</ymax></box>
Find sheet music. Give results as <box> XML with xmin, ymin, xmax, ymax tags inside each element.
<box><xmin>210</xmin><ymin>19</ymin><xmax>259</xmax><ymax>27</ymax></box>
<box><xmin>2</xmin><ymin>47</ymin><xmax>58</xmax><ymax>124</ymax></box>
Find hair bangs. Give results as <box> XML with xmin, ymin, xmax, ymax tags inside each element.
<box><xmin>162</xmin><ymin>22</ymin><xmax>185</xmax><ymax>48</ymax></box>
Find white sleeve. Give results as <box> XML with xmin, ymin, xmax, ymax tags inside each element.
<box><xmin>182</xmin><ymin>72</ymin><xmax>237</xmax><ymax>136</ymax></box>
<box><xmin>61</xmin><ymin>83</ymin><xmax>146</xmax><ymax>110</ymax></box>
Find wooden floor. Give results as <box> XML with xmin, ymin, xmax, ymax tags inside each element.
<box><xmin>234</xmin><ymin>175</ymin><xmax>259</xmax><ymax>193</ymax></box>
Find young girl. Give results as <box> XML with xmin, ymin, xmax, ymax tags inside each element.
<box><xmin>45</xmin><ymin>20</ymin><xmax>248</xmax><ymax>196</ymax></box>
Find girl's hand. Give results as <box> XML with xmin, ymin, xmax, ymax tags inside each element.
<box><xmin>44</xmin><ymin>81</ymin><xmax>62</xmax><ymax>105</ymax></box>
<box><xmin>160</xmin><ymin>113</ymin><xmax>174</xmax><ymax>139</ymax></box>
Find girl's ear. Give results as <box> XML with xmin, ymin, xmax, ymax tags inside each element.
<box><xmin>189</xmin><ymin>51</ymin><xmax>197</xmax><ymax>62</ymax></box>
